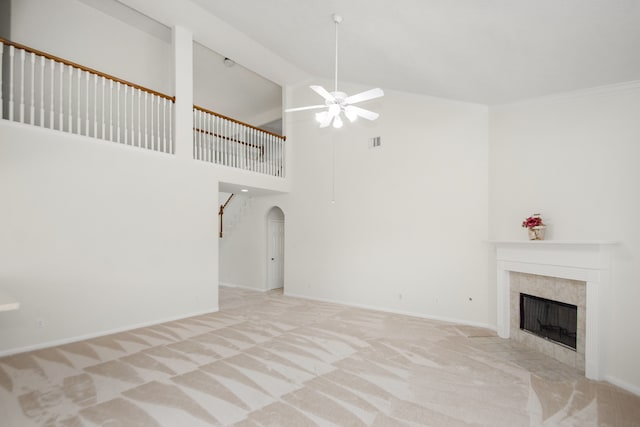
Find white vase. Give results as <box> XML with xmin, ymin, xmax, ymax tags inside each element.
<box><xmin>527</xmin><ymin>226</ymin><xmax>546</xmax><ymax>240</ymax></box>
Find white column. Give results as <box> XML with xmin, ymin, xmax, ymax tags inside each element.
<box><xmin>172</xmin><ymin>26</ymin><xmax>193</xmax><ymax>159</ymax></box>
<box><xmin>496</xmin><ymin>263</ymin><xmax>510</xmax><ymax>338</ymax></box>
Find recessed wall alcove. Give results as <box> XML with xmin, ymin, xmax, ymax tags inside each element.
<box><xmin>492</xmin><ymin>241</ymin><xmax>615</xmax><ymax>380</ymax></box>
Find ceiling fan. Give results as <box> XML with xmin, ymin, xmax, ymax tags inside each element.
<box><xmin>285</xmin><ymin>14</ymin><xmax>384</xmax><ymax>129</ymax></box>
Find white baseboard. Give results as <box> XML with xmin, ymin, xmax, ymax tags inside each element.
<box><xmin>605</xmin><ymin>375</ymin><xmax>640</xmax><ymax>397</ymax></box>
<box><xmin>0</xmin><ymin>307</ymin><xmax>218</xmax><ymax>358</ymax></box>
<box><xmin>220</xmin><ymin>282</ymin><xmax>269</xmax><ymax>292</ymax></box>
<box><xmin>283</xmin><ymin>291</ymin><xmax>495</xmax><ymax>331</ymax></box>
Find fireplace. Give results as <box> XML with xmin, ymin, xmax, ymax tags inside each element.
<box><xmin>492</xmin><ymin>240</ymin><xmax>614</xmax><ymax>380</ymax></box>
<box><xmin>509</xmin><ymin>272</ymin><xmax>585</xmax><ymax>371</ymax></box>
<box><xmin>520</xmin><ymin>293</ymin><xmax>577</xmax><ymax>350</ymax></box>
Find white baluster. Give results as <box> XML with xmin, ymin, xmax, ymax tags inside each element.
<box><xmin>270</xmin><ymin>134</ymin><xmax>275</xmax><ymax>176</ymax></box>
<box><xmin>249</xmin><ymin>128</ymin><xmax>254</xmax><ymax>172</ymax></box>
<box><xmin>214</xmin><ymin>116</ymin><xmax>218</xmax><ymax>162</ymax></box>
<box><xmin>39</xmin><ymin>56</ymin><xmax>45</xmax><ymax>127</ymax></box>
<box><xmin>218</xmin><ymin>116</ymin><xmax>222</xmax><ymax>164</ymax></box>
<box><xmin>109</xmin><ymin>79</ymin><xmax>113</xmax><ymax>141</ymax></box>
<box><xmin>194</xmin><ymin>109</ymin><xmax>198</xmax><ymax>160</ymax></box>
<box><xmin>227</xmin><ymin>119</ymin><xmax>231</xmax><ymax>166</ymax></box>
<box><xmin>203</xmin><ymin>110</ymin><xmax>207</xmax><ymax>161</ymax></box>
<box><xmin>277</xmin><ymin>137</ymin><xmax>281</xmax><ymax>176</ymax></box>
<box><xmin>262</xmin><ymin>133</ymin><xmax>267</xmax><ymax>174</ymax></box>
<box><xmin>202</xmin><ymin>113</ymin><xmax>215</xmax><ymax>163</ymax></box>
<box><xmin>214</xmin><ymin>115</ymin><xmax>218</xmax><ymax>163</ymax></box>
<box><xmin>203</xmin><ymin>111</ymin><xmax>207</xmax><ymax>161</ymax></box>
<box><xmin>162</xmin><ymin>98</ymin><xmax>167</xmax><ymax>152</ymax></box>
<box><xmin>227</xmin><ymin>120</ymin><xmax>233</xmax><ymax>166</ymax></box>
<box><xmin>137</xmin><ymin>90</ymin><xmax>141</xmax><ymax>147</ymax></box>
<box><xmin>192</xmin><ymin>109</ymin><xmax>196</xmax><ymax>158</ymax></box>
<box><xmin>19</xmin><ymin>49</ymin><xmax>25</xmax><ymax>123</ymax></box>
<box><xmin>116</xmin><ymin>82</ymin><xmax>121</xmax><ymax>143</ymax></box>
<box><xmin>76</xmin><ymin>65</ymin><xmax>81</xmax><ymax>134</ymax></box>
<box><xmin>59</xmin><ymin>61</ymin><xmax>64</xmax><ymax>130</ymax></box>
<box><xmin>222</xmin><ymin>119</ymin><xmax>226</xmax><ymax>166</ymax></box>
<box><xmin>264</xmin><ymin>132</ymin><xmax>269</xmax><ymax>175</ymax></box>
<box><xmin>8</xmin><ymin>46</ymin><xmax>14</xmax><ymax>121</ymax></box>
<box><xmin>272</xmin><ymin>135</ymin><xmax>276</xmax><ymax>175</ymax></box>
<box><xmin>68</xmin><ymin>66</ymin><xmax>73</xmax><ymax>132</ymax></box>
<box><xmin>201</xmin><ymin>110</ymin><xmax>205</xmax><ymax>161</ymax></box>
<box><xmin>234</xmin><ymin>122</ymin><xmax>238</xmax><ymax>168</ymax></box>
<box><xmin>212</xmin><ymin>115</ymin><xmax>217</xmax><ymax>163</ymax></box>
<box><xmin>248</xmin><ymin>128</ymin><xmax>252</xmax><ymax>172</ymax></box>
<box><xmin>0</xmin><ymin>42</ymin><xmax>3</xmax><ymax>119</ymax></box>
<box><xmin>219</xmin><ymin>117</ymin><xmax>223</xmax><ymax>164</ymax></box>
<box><xmin>143</xmin><ymin>91</ymin><xmax>148</xmax><ymax>148</ymax></box>
<box><xmin>123</xmin><ymin>85</ymin><xmax>128</xmax><ymax>144</ymax></box>
<box><xmin>85</xmin><ymin>70</ymin><xmax>89</xmax><ymax>135</ymax></box>
<box><xmin>276</xmin><ymin>137</ymin><xmax>280</xmax><ymax>176</ymax></box>
<box><xmin>150</xmin><ymin>94</ymin><xmax>155</xmax><ymax>150</ymax></box>
<box><xmin>93</xmin><ymin>73</ymin><xmax>98</xmax><ymax>136</ymax></box>
<box><xmin>168</xmin><ymin>101</ymin><xmax>173</xmax><ymax>153</ymax></box>
<box><xmin>153</xmin><ymin>96</ymin><xmax>158</xmax><ymax>150</ymax></box>
<box><xmin>230</xmin><ymin>121</ymin><xmax>235</xmax><ymax>167</ymax></box>
<box><xmin>238</xmin><ymin>127</ymin><xmax>242</xmax><ymax>168</ymax></box>
<box><xmin>275</xmin><ymin>137</ymin><xmax>282</xmax><ymax>177</ymax></box>
<box><xmin>156</xmin><ymin>96</ymin><xmax>160</xmax><ymax>151</ymax></box>
<box><xmin>101</xmin><ymin>76</ymin><xmax>106</xmax><ymax>139</ymax></box>
<box><xmin>49</xmin><ymin>58</ymin><xmax>54</xmax><ymax>128</ymax></box>
<box><xmin>29</xmin><ymin>52</ymin><xmax>35</xmax><ymax>124</ymax></box>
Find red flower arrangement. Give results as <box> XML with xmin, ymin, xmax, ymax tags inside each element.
<box><xmin>522</xmin><ymin>214</ymin><xmax>544</xmax><ymax>229</ymax></box>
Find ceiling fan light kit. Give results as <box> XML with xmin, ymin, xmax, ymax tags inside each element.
<box><xmin>285</xmin><ymin>13</ymin><xmax>384</xmax><ymax>128</ymax></box>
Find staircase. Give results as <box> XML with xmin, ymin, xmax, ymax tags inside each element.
<box><xmin>218</xmin><ymin>192</ymin><xmax>253</xmax><ymax>238</ymax></box>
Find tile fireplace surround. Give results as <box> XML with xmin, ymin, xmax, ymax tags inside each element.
<box><xmin>492</xmin><ymin>241</ymin><xmax>614</xmax><ymax>380</ymax></box>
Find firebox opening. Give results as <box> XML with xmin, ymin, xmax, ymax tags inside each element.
<box><xmin>520</xmin><ymin>293</ymin><xmax>577</xmax><ymax>350</ymax></box>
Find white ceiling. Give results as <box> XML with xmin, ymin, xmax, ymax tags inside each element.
<box><xmin>190</xmin><ymin>0</ymin><xmax>640</xmax><ymax>105</ymax></box>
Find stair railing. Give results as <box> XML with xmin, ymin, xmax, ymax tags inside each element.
<box><xmin>218</xmin><ymin>193</ymin><xmax>235</xmax><ymax>238</ymax></box>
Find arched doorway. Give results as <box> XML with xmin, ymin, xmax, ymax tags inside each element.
<box><xmin>266</xmin><ymin>206</ymin><xmax>284</xmax><ymax>290</ymax></box>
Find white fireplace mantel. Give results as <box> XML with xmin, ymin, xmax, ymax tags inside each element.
<box><xmin>491</xmin><ymin>240</ymin><xmax>615</xmax><ymax>380</ymax></box>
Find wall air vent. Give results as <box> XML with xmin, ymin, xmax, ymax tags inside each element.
<box><xmin>369</xmin><ymin>136</ymin><xmax>381</xmax><ymax>148</ymax></box>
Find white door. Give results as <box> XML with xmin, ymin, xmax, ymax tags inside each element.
<box><xmin>267</xmin><ymin>219</ymin><xmax>284</xmax><ymax>289</ymax></box>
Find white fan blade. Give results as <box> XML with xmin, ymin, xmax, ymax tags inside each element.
<box><xmin>345</xmin><ymin>88</ymin><xmax>384</xmax><ymax>105</ymax></box>
<box><xmin>310</xmin><ymin>85</ymin><xmax>335</xmax><ymax>102</ymax></box>
<box><xmin>345</xmin><ymin>105</ymin><xmax>379</xmax><ymax>121</ymax></box>
<box><xmin>285</xmin><ymin>105</ymin><xmax>325</xmax><ymax>113</ymax></box>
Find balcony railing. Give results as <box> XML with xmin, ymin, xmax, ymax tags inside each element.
<box><xmin>194</xmin><ymin>106</ymin><xmax>286</xmax><ymax>177</ymax></box>
<box><xmin>0</xmin><ymin>38</ymin><xmax>174</xmax><ymax>153</ymax></box>
<box><xmin>1</xmin><ymin>38</ymin><xmax>287</xmax><ymax>178</ymax></box>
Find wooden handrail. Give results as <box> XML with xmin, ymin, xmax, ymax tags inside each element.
<box><xmin>193</xmin><ymin>127</ymin><xmax>264</xmax><ymax>155</ymax></box>
<box><xmin>219</xmin><ymin>193</ymin><xmax>235</xmax><ymax>238</ymax></box>
<box><xmin>0</xmin><ymin>37</ymin><xmax>175</xmax><ymax>102</ymax></box>
<box><xmin>193</xmin><ymin>105</ymin><xmax>286</xmax><ymax>141</ymax></box>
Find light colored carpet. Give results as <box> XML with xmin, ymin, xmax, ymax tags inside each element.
<box><xmin>1</xmin><ymin>287</ymin><xmax>638</xmax><ymax>426</ymax></box>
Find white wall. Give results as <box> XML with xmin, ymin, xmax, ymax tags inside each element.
<box><xmin>489</xmin><ymin>82</ymin><xmax>640</xmax><ymax>394</ymax></box>
<box><xmin>0</xmin><ymin>121</ymin><xmax>220</xmax><ymax>353</ymax></box>
<box><xmin>193</xmin><ymin>42</ymin><xmax>282</xmax><ymax>126</ymax></box>
<box><xmin>10</xmin><ymin>0</ymin><xmax>173</xmax><ymax>96</ymax></box>
<box><xmin>222</xmin><ymin>82</ymin><xmax>491</xmax><ymax>325</ymax></box>
<box><xmin>218</xmin><ymin>195</ymin><xmax>276</xmax><ymax>290</ymax></box>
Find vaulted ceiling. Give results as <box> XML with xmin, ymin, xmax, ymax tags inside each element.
<box><xmin>191</xmin><ymin>0</ymin><xmax>640</xmax><ymax>105</ymax></box>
